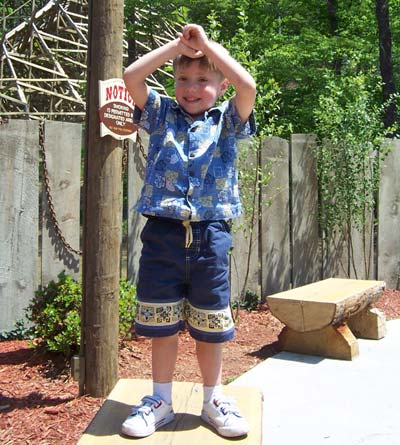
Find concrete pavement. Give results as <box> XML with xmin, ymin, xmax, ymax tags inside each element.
<box><xmin>231</xmin><ymin>319</ymin><xmax>400</xmax><ymax>445</ymax></box>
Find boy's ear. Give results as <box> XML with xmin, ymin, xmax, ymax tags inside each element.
<box><xmin>219</xmin><ymin>78</ymin><xmax>230</xmax><ymax>96</ymax></box>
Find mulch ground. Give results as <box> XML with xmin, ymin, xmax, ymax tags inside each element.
<box><xmin>1</xmin><ymin>289</ymin><xmax>399</xmax><ymax>445</ymax></box>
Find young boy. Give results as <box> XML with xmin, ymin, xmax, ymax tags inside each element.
<box><xmin>121</xmin><ymin>24</ymin><xmax>256</xmax><ymax>438</ymax></box>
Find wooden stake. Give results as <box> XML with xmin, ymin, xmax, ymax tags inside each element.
<box><xmin>81</xmin><ymin>0</ymin><xmax>124</xmax><ymax>397</ymax></box>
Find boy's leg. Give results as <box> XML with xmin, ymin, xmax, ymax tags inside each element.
<box><xmin>121</xmin><ymin>334</ymin><xmax>178</xmax><ymax>438</ymax></box>
<box><xmin>152</xmin><ymin>334</ymin><xmax>179</xmax><ymax>404</ymax></box>
<box><xmin>196</xmin><ymin>339</ymin><xmax>222</xmax><ymax>386</ymax></box>
<box><xmin>196</xmin><ymin>339</ymin><xmax>249</xmax><ymax>438</ymax></box>
<box><xmin>152</xmin><ymin>334</ymin><xmax>179</xmax><ymax>382</ymax></box>
<box><xmin>122</xmin><ymin>218</ymin><xmax>187</xmax><ymax>438</ymax></box>
<box><xmin>185</xmin><ymin>221</ymin><xmax>249</xmax><ymax>437</ymax></box>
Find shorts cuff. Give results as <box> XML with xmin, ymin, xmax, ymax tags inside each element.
<box><xmin>134</xmin><ymin>320</ymin><xmax>185</xmax><ymax>337</ymax></box>
<box><xmin>189</xmin><ymin>325</ymin><xmax>235</xmax><ymax>343</ymax></box>
<box><xmin>186</xmin><ymin>302</ymin><xmax>235</xmax><ymax>342</ymax></box>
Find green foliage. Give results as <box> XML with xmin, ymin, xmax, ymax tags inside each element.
<box><xmin>26</xmin><ymin>272</ymin><xmax>82</xmax><ymax>358</ymax></box>
<box><xmin>0</xmin><ymin>319</ymin><xmax>32</xmax><ymax>342</ymax></box>
<box><xmin>26</xmin><ymin>272</ymin><xmax>137</xmax><ymax>358</ymax></box>
<box><xmin>314</xmin><ymin>71</ymin><xmax>392</xmax><ymax>238</ymax></box>
<box><xmin>313</xmin><ymin>70</ymin><xmax>395</xmax><ymax>278</ymax></box>
<box><xmin>119</xmin><ymin>278</ymin><xmax>138</xmax><ymax>339</ymax></box>
<box><xmin>232</xmin><ymin>289</ymin><xmax>260</xmax><ymax>312</ymax></box>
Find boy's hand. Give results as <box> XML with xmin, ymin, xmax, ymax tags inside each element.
<box><xmin>176</xmin><ymin>36</ymin><xmax>204</xmax><ymax>59</ymax></box>
<box><xmin>178</xmin><ymin>24</ymin><xmax>208</xmax><ymax>54</ymax></box>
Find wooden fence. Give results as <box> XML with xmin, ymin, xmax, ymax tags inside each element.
<box><xmin>1</xmin><ymin>120</ymin><xmax>399</xmax><ymax>332</ymax></box>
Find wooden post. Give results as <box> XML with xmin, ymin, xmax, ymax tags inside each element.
<box><xmin>81</xmin><ymin>0</ymin><xmax>124</xmax><ymax>397</ymax></box>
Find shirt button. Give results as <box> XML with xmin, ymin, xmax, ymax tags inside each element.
<box><xmin>189</xmin><ymin>152</ymin><xmax>195</xmax><ymax>158</ymax></box>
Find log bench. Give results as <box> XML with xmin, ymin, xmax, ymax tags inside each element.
<box><xmin>266</xmin><ymin>278</ymin><xmax>386</xmax><ymax>360</ymax></box>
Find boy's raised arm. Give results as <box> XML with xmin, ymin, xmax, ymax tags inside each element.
<box><xmin>123</xmin><ymin>37</ymin><xmax>203</xmax><ymax>110</ymax></box>
<box><xmin>179</xmin><ymin>25</ymin><xmax>256</xmax><ymax>123</ymax></box>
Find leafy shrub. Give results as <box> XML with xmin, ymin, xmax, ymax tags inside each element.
<box><xmin>0</xmin><ymin>319</ymin><xmax>33</xmax><ymax>342</ymax></box>
<box><xmin>119</xmin><ymin>278</ymin><xmax>138</xmax><ymax>339</ymax></box>
<box><xmin>26</xmin><ymin>272</ymin><xmax>82</xmax><ymax>358</ymax></box>
<box><xmin>26</xmin><ymin>272</ymin><xmax>137</xmax><ymax>358</ymax></box>
<box><xmin>232</xmin><ymin>289</ymin><xmax>260</xmax><ymax>312</ymax></box>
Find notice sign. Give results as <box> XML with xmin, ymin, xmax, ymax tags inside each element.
<box><xmin>99</xmin><ymin>78</ymin><xmax>136</xmax><ymax>140</ymax></box>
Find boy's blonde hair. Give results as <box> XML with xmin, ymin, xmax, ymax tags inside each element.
<box><xmin>173</xmin><ymin>55</ymin><xmax>224</xmax><ymax>79</ymax></box>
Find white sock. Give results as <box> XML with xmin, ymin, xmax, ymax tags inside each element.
<box><xmin>203</xmin><ymin>384</ymin><xmax>223</xmax><ymax>404</ymax></box>
<box><xmin>153</xmin><ymin>382</ymin><xmax>172</xmax><ymax>405</ymax></box>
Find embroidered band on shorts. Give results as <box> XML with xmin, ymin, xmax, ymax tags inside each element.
<box><xmin>136</xmin><ymin>300</ymin><xmax>185</xmax><ymax>327</ymax></box>
<box><xmin>135</xmin><ymin>299</ymin><xmax>234</xmax><ymax>341</ymax></box>
<box><xmin>186</xmin><ymin>302</ymin><xmax>234</xmax><ymax>334</ymax></box>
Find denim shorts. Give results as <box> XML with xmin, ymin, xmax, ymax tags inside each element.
<box><xmin>135</xmin><ymin>216</ymin><xmax>234</xmax><ymax>343</ymax></box>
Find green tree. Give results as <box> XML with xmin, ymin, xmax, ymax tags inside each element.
<box><xmin>314</xmin><ymin>72</ymin><xmax>392</xmax><ymax>278</ymax></box>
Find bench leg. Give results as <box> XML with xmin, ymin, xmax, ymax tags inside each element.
<box><xmin>279</xmin><ymin>324</ymin><xmax>359</xmax><ymax>360</ymax></box>
<box><xmin>347</xmin><ymin>307</ymin><xmax>386</xmax><ymax>340</ymax></box>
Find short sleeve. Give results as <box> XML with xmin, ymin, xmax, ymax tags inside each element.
<box><xmin>133</xmin><ymin>89</ymin><xmax>166</xmax><ymax>134</ymax></box>
<box><xmin>227</xmin><ymin>100</ymin><xmax>256</xmax><ymax>139</ymax></box>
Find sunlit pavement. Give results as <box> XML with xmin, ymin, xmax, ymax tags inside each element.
<box><xmin>232</xmin><ymin>319</ymin><xmax>400</xmax><ymax>445</ymax></box>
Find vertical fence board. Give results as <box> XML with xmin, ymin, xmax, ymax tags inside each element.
<box><xmin>323</xmin><ymin>212</ymin><xmax>375</xmax><ymax>281</ymax></box>
<box><xmin>0</xmin><ymin>120</ymin><xmax>38</xmax><ymax>332</ymax></box>
<box><xmin>41</xmin><ymin>121</ymin><xmax>81</xmax><ymax>284</ymax></box>
<box><xmin>323</xmin><ymin>233</ymin><xmax>348</xmax><ymax>279</ymax></box>
<box><xmin>291</xmin><ymin>134</ymin><xmax>321</xmax><ymax>286</ymax></box>
<box><xmin>127</xmin><ymin>132</ymin><xmax>148</xmax><ymax>284</ymax></box>
<box><xmin>378</xmin><ymin>139</ymin><xmax>400</xmax><ymax>289</ymax></box>
<box><xmin>260</xmin><ymin>137</ymin><xmax>290</xmax><ymax>296</ymax></box>
<box><xmin>230</xmin><ymin>141</ymin><xmax>259</xmax><ymax>302</ymax></box>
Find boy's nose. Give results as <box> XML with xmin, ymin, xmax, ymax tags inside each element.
<box><xmin>185</xmin><ymin>81</ymin><xmax>197</xmax><ymax>92</ymax></box>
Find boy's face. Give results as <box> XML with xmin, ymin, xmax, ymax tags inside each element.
<box><xmin>174</xmin><ymin>60</ymin><xmax>228</xmax><ymax>119</ymax></box>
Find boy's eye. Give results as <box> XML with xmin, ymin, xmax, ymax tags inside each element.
<box><xmin>199</xmin><ymin>78</ymin><xmax>208</xmax><ymax>82</ymax></box>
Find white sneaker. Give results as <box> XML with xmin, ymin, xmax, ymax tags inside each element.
<box><xmin>121</xmin><ymin>395</ymin><xmax>175</xmax><ymax>438</ymax></box>
<box><xmin>201</xmin><ymin>396</ymin><xmax>250</xmax><ymax>438</ymax></box>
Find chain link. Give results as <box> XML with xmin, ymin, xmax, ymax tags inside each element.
<box><xmin>136</xmin><ymin>130</ymin><xmax>148</xmax><ymax>160</ymax></box>
<box><xmin>39</xmin><ymin>120</ymin><xmax>82</xmax><ymax>256</ymax></box>
<box><xmin>122</xmin><ymin>130</ymin><xmax>147</xmax><ymax>173</ymax></box>
<box><xmin>122</xmin><ymin>139</ymin><xmax>129</xmax><ymax>174</ymax></box>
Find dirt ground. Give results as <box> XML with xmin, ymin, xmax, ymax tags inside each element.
<box><xmin>1</xmin><ymin>289</ymin><xmax>399</xmax><ymax>445</ymax></box>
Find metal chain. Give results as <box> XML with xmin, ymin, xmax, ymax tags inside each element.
<box><xmin>136</xmin><ymin>130</ymin><xmax>148</xmax><ymax>160</ymax></box>
<box><xmin>39</xmin><ymin>123</ymin><xmax>146</xmax><ymax>256</ymax></box>
<box><xmin>39</xmin><ymin>120</ymin><xmax>82</xmax><ymax>256</ymax></box>
<box><xmin>122</xmin><ymin>139</ymin><xmax>129</xmax><ymax>174</ymax></box>
<box><xmin>122</xmin><ymin>130</ymin><xmax>147</xmax><ymax>173</ymax></box>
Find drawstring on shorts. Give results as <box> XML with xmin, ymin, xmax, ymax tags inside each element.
<box><xmin>182</xmin><ymin>220</ymin><xmax>193</xmax><ymax>248</ymax></box>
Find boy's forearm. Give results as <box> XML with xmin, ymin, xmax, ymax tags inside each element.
<box><xmin>124</xmin><ymin>39</ymin><xmax>180</xmax><ymax>85</ymax></box>
<box><xmin>202</xmin><ymin>41</ymin><xmax>256</xmax><ymax>95</ymax></box>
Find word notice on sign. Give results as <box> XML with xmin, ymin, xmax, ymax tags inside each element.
<box><xmin>99</xmin><ymin>78</ymin><xmax>136</xmax><ymax>140</ymax></box>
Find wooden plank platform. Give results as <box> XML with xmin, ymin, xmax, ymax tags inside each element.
<box><xmin>77</xmin><ymin>379</ymin><xmax>262</xmax><ymax>445</ymax></box>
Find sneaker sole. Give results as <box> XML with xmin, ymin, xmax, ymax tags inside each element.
<box><xmin>200</xmin><ymin>410</ymin><xmax>249</xmax><ymax>438</ymax></box>
<box><xmin>121</xmin><ymin>412</ymin><xmax>175</xmax><ymax>438</ymax></box>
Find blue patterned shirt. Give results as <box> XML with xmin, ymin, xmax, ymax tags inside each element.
<box><xmin>134</xmin><ymin>88</ymin><xmax>256</xmax><ymax>221</ymax></box>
